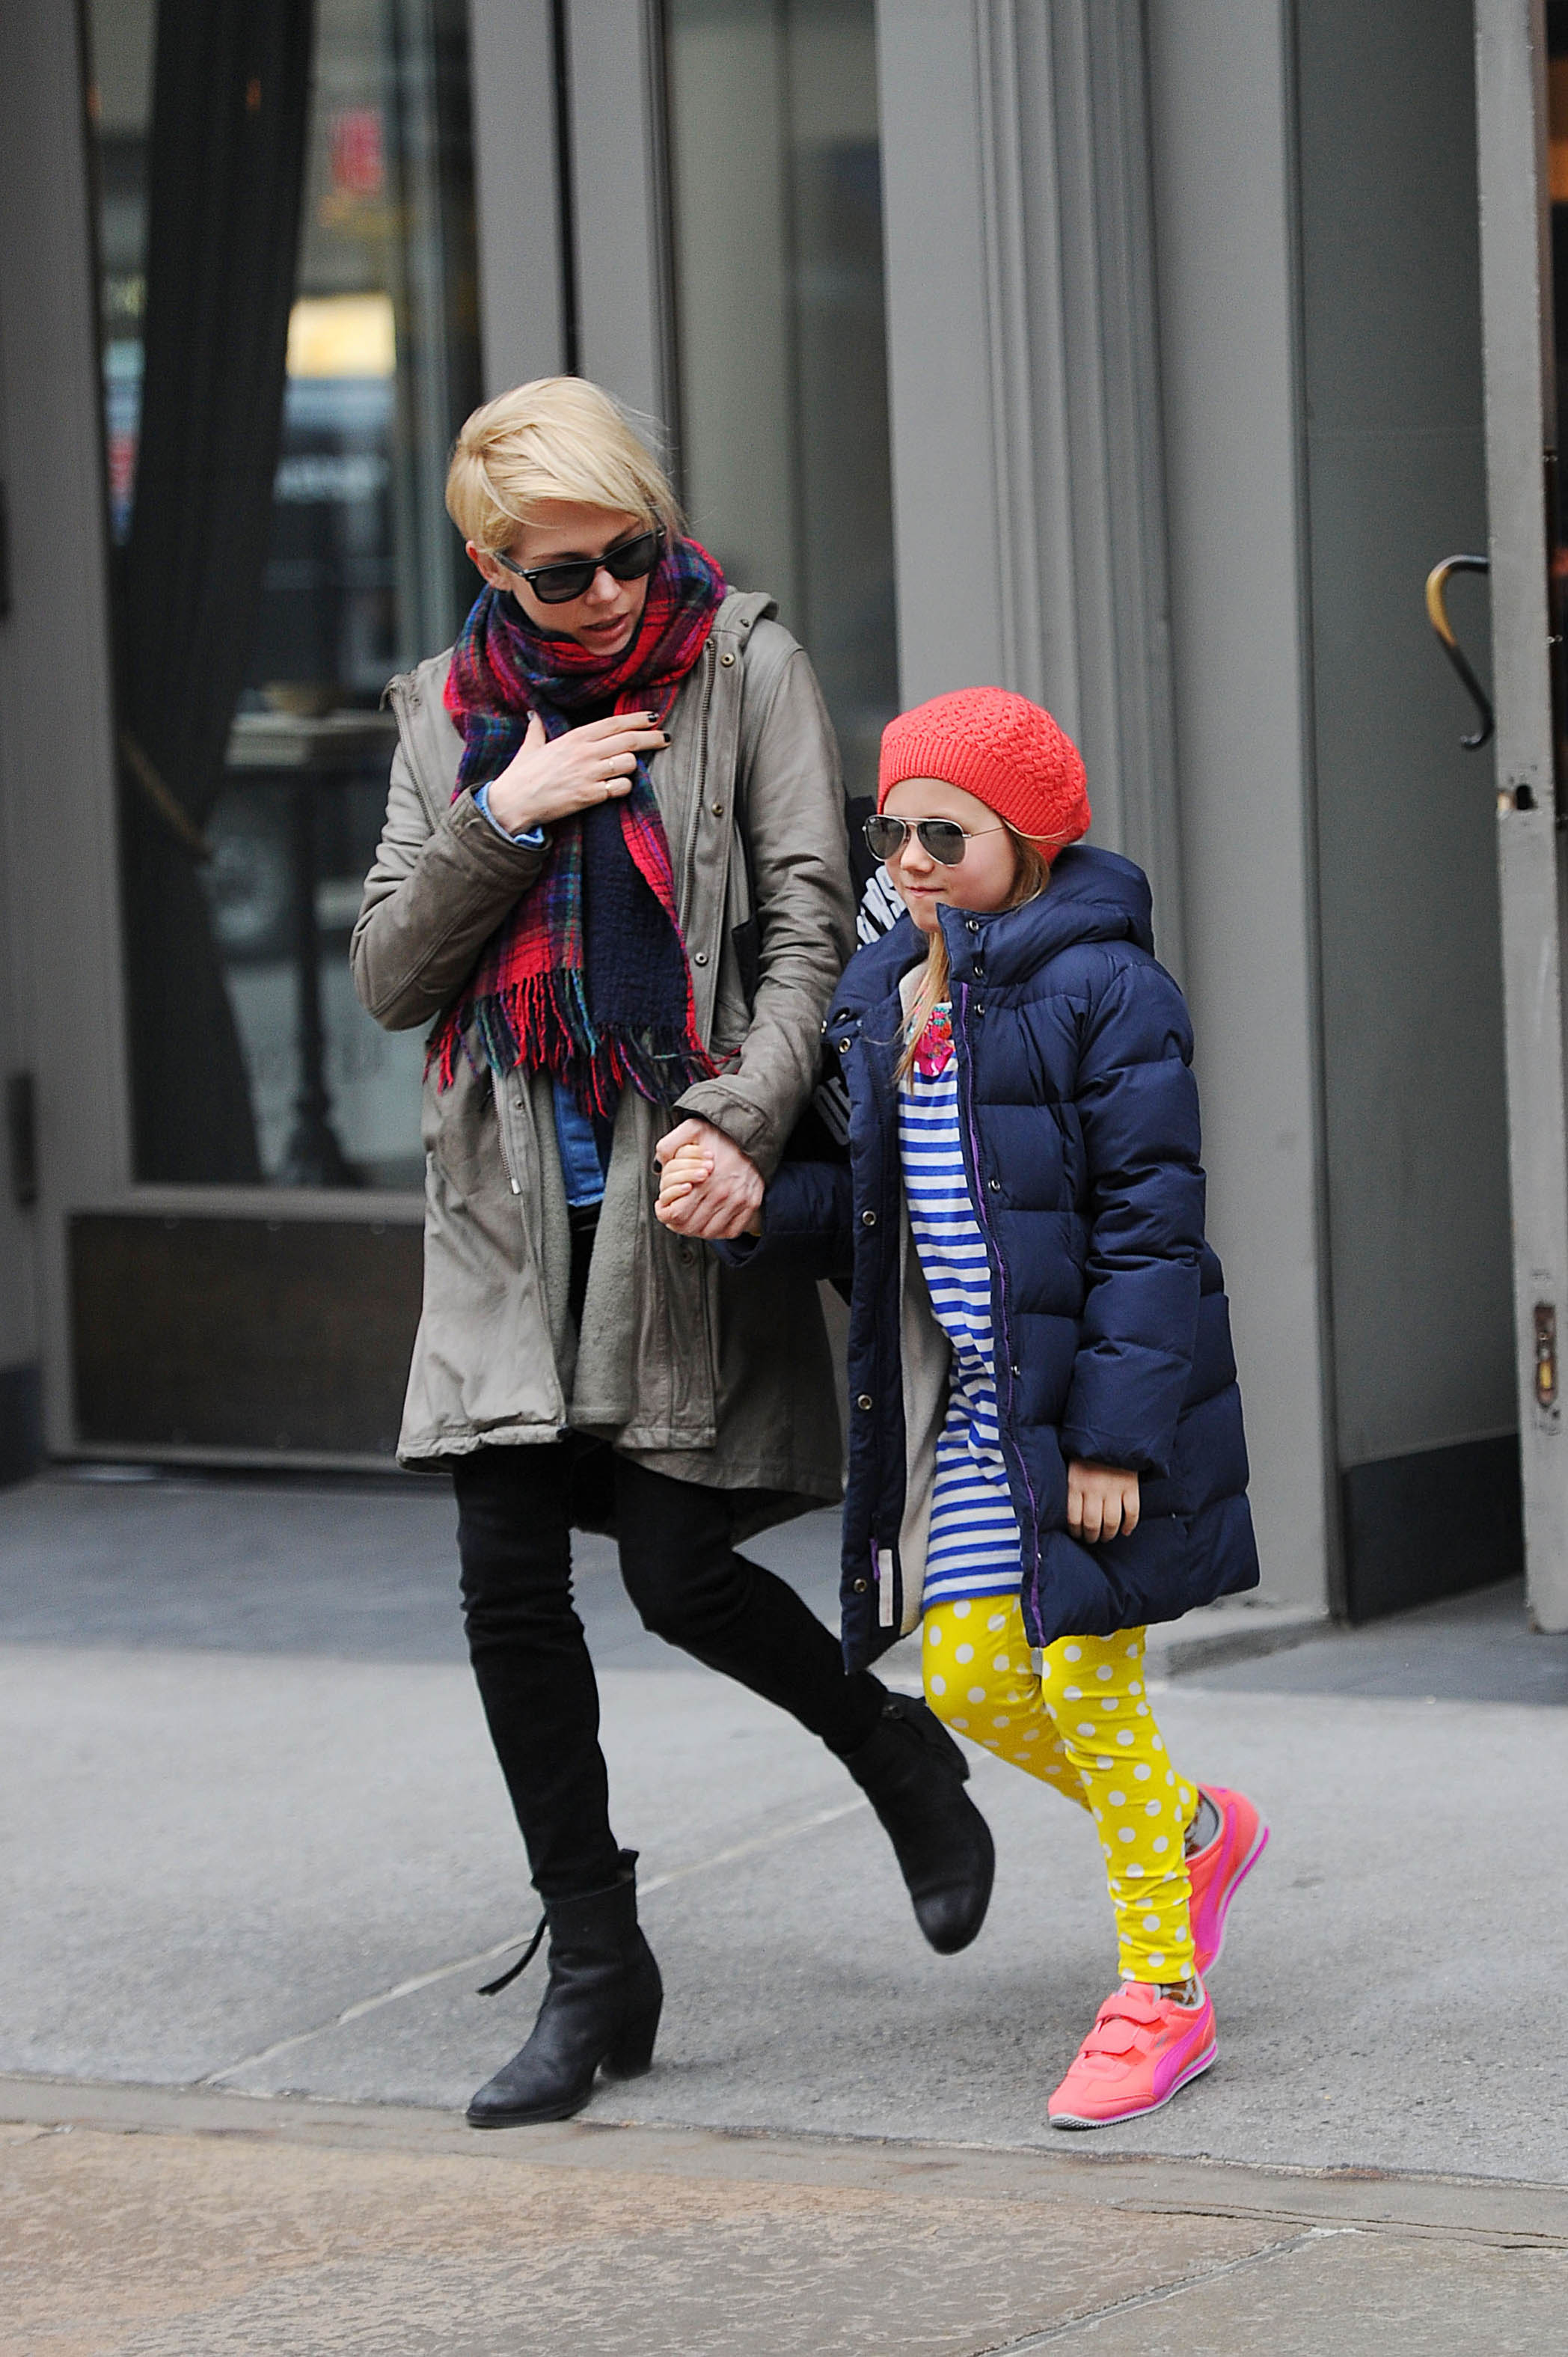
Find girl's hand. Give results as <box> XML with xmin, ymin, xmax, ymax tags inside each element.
<box><xmin>653</xmin><ymin>1118</ymin><xmax>765</xmax><ymax>1239</ymax></box>
<box><xmin>655</xmin><ymin>1143</ymin><xmax>714</xmax><ymax>1211</ymax></box>
<box><xmin>1067</xmin><ymin>1461</ymin><xmax>1141</xmax><ymax>1544</ymax></box>
<box><xmin>485</xmin><ymin>710</ymin><xmax>669</xmax><ymax>835</ymax></box>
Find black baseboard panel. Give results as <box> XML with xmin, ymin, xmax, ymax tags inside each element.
<box><xmin>1341</xmin><ymin>1433</ymin><xmax>1522</xmax><ymax>1622</ymax></box>
<box><xmin>0</xmin><ymin>1361</ymin><xmax>43</xmax><ymax>1487</ymax></box>
<box><xmin>70</xmin><ymin>1213</ymin><xmax>423</xmax><ymax>1463</ymax></box>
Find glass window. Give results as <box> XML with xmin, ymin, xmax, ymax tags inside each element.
<box><xmin>85</xmin><ymin>0</ymin><xmax>480</xmax><ymax>1187</ymax></box>
<box><xmin>663</xmin><ymin>0</ymin><xmax>898</xmax><ymax>798</ymax></box>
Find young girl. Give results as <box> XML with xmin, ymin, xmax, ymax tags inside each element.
<box><xmin>658</xmin><ymin>685</ymin><xmax>1267</xmax><ymax>2127</ymax></box>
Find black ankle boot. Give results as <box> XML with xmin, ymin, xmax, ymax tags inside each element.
<box><xmin>842</xmin><ymin>1695</ymin><xmax>996</xmax><ymax>1954</ymax></box>
<box><xmin>466</xmin><ymin>1850</ymin><xmax>663</xmax><ymax>2128</ymax></box>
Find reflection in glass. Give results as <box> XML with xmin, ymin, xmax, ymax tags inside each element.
<box><xmin>85</xmin><ymin>0</ymin><xmax>479</xmax><ymax>1186</ymax></box>
<box><xmin>664</xmin><ymin>0</ymin><xmax>898</xmax><ymax>797</ymax></box>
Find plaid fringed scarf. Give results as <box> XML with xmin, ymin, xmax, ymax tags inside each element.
<box><xmin>431</xmin><ymin>535</ymin><xmax>727</xmax><ymax>1113</ymax></box>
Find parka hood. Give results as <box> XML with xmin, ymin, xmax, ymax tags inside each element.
<box><xmin>833</xmin><ymin>845</ymin><xmax>1156</xmax><ymax>1020</ymax></box>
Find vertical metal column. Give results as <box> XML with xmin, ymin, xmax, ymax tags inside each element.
<box><xmin>1475</xmin><ymin>0</ymin><xmax>1568</xmax><ymax>1627</ymax></box>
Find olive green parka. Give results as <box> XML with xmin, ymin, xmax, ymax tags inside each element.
<box><xmin>351</xmin><ymin>590</ymin><xmax>854</xmax><ymax>1526</ymax></box>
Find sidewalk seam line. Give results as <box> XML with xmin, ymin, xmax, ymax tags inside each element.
<box><xmin>972</xmin><ymin>2228</ymin><xmax>1344</xmax><ymax>2350</ymax></box>
<box><xmin>197</xmin><ymin>1797</ymin><xmax>872</xmax><ymax>2088</ymax></box>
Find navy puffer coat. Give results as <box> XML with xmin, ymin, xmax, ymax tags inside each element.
<box><xmin>747</xmin><ymin>845</ymin><xmax>1259</xmax><ymax>1672</ymax></box>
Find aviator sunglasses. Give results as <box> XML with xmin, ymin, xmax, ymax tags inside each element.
<box><xmin>489</xmin><ymin>526</ymin><xmax>664</xmax><ymax>605</ymax></box>
<box><xmin>863</xmin><ymin>812</ymin><xmax>1011</xmax><ymax>866</ymax></box>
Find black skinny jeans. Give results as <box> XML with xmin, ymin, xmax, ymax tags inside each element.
<box><xmin>453</xmin><ymin>1426</ymin><xmax>886</xmax><ymax>1904</ymax></box>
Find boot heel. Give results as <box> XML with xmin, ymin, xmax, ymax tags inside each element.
<box><xmin>605</xmin><ymin>1997</ymin><xmax>661</xmax><ymax>2078</ymax></box>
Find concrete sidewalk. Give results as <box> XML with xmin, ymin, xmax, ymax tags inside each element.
<box><xmin>5</xmin><ymin>2076</ymin><xmax>1566</xmax><ymax>2357</ymax></box>
<box><xmin>4</xmin><ymin>1468</ymin><xmax>1567</xmax><ymax>2351</ymax></box>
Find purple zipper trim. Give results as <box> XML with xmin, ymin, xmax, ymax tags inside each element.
<box><xmin>953</xmin><ymin>978</ymin><xmax>1044</xmax><ymax>1630</ymax></box>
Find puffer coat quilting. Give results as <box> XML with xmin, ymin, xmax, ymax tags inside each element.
<box><xmin>750</xmin><ymin>844</ymin><xmax>1259</xmax><ymax>1669</ymax></box>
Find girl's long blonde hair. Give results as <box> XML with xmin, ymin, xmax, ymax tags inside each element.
<box><xmin>895</xmin><ymin>828</ymin><xmax>1054</xmax><ymax>1080</ymax></box>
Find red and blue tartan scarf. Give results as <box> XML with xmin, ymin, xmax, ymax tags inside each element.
<box><xmin>431</xmin><ymin>534</ymin><xmax>727</xmax><ymax>1113</ymax></box>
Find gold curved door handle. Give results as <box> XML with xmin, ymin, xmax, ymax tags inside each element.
<box><xmin>1425</xmin><ymin>553</ymin><xmax>1494</xmax><ymax>750</ymax></box>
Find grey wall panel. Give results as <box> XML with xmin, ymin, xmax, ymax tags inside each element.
<box><xmin>875</xmin><ymin>0</ymin><xmax>1011</xmax><ymax>698</ymax></box>
<box><xmin>566</xmin><ymin>0</ymin><xmax>676</xmax><ymax>432</ymax></box>
<box><xmin>1296</xmin><ymin>0</ymin><xmax>1509</xmax><ymax>1470</ymax></box>
<box><xmin>0</xmin><ymin>0</ymin><xmax>128</xmax><ymax>1455</ymax></box>
<box><xmin>1147</xmin><ymin>0</ymin><xmax>1334</xmax><ymax>1609</ymax></box>
<box><xmin>875</xmin><ymin>1</ymin><xmax>1183</xmax><ymax>950</ymax></box>
<box><xmin>468</xmin><ymin>0</ymin><xmax>566</xmax><ymax>395</ymax></box>
<box><xmin>1044</xmin><ymin>1</ymin><xmax>1184</xmax><ymax>977</ymax></box>
<box><xmin>0</xmin><ymin>311</ymin><xmax>33</xmax><ymax>1401</ymax></box>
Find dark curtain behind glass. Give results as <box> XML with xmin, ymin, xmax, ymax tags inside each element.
<box><xmin>116</xmin><ymin>0</ymin><xmax>314</xmax><ymax>1181</ymax></box>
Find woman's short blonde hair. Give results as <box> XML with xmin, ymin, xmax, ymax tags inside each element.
<box><xmin>445</xmin><ymin>376</ymin><xmax>682</xmax><ymax>552</ymax></box>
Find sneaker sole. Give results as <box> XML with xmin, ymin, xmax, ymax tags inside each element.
<box><xmin>1194</xmin><ymin>1815</ymin><xmax>1270</xmax><ymax>1975</ymax></box>
<box><xmin>1047</xmin><ymin>2037</ymin><xmax>1218</xmax><ymax>2131</ymax></box>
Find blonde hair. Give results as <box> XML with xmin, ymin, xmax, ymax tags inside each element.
<box><xmin>444</xmin><ymin>376</ymin><xmax>683</xmax><ymax>551</ymax></box>
<box><xmin>895</xmin><ymin>829</ymin><xmax>1053</xmax><ymax>1081</ymax></box>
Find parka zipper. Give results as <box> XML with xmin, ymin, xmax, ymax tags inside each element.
<box><xmin>950</xmin><ymin>978</ymin><xmax>1044</xmax><ymax>1615</ymax></box>
<box><xmin>854</xmin><ymin>1007</ymin><xmax>907</xmax><ymax>1639</ymax></box>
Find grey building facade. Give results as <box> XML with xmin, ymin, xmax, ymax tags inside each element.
<box><xmin>1</xmin><ymin>1</ymin><xmax>1558</xmax><ymax>1632</ymax></box>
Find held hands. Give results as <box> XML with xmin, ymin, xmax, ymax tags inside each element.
<box><xmin>1066</xmin><ymin>1461</ymin><xmax>1141</xmax><ymax>1544</ymax></box>
<box><xmin>484</xmin><ymin>710</ymin><xmax>669</xmax><ymax>836</ymax></box>
<box><xmin>654</xmin><ymin>1119</ymin><xmax>765</xmax><ymax>1241</ymax></box>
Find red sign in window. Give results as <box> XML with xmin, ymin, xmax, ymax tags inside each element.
<box><xmin>330</xmin><ymin>108</ymin><xmax>384</xmax><ymax>197</ymax></box>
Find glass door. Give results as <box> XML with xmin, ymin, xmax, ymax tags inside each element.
<box><xmin>76</xmin><ymin>0</ymin><xmax>480</xmax><ymax>1461</ymax></box>
<box><xmin>87</xmin><ymin>0</ymin><xmax>479</xmax><ymax>1192</ymax></box>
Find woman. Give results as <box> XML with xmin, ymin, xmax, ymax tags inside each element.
<box><xmin>351</xmin><ymin>378</ymin><xmax>994</xmax><ymax>2129</ymax></box>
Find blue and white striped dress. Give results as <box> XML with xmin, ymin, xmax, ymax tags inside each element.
<box><xmin>898</xmin><ymin>1006</ymin><xmax>1023</xmax><ymax>1606</ymax></box>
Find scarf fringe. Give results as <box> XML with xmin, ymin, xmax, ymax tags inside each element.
<box><xmin>432</xmin><ymin>973</ymin><xmax>717</xmax><ymax>1116</ymax></box>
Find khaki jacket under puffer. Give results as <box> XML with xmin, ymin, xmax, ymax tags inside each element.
<box><xmin>351</xmin><ymin>590</ymin><xmax>854</xmax><ymax>1523</ymax></box>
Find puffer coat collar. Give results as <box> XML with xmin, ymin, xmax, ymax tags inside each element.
<box><xmin>833</xmin><ymin>843</ymin><xmax>1156</xmax><ymax>1018</ymax></box>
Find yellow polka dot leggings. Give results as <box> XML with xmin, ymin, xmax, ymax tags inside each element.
<box><xmin>924</xmin><ymin>1597</ymin><xmax>1198</xmax><ymax>1983</ymax></box>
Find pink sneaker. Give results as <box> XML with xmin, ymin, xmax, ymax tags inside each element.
<box><xmin>1047</xmin><ymin>1982</ymin><xmax>1217</xmax><ymax>2129</ymax></box>
<box><xmin>1186</xmin><ymin>1785</ymin><xmax>1268</xmax><ymax>1975</ymax></box>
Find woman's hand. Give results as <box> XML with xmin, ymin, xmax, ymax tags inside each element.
<box><xmin>654</xmin><ymin>1118</ymin><xmax>765</xmax><ymax>1240</ymax></box>
<box><xmin>1067</xmin><ymin>1461</ymin><xmax>1141</xmax><ymax>1544</ymax></box>
<box><xmin>484</xmin><ymin>710</ymin><xmax>669</xmax><ymax>836</ymax></box>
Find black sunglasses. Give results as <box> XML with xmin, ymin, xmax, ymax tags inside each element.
<box><xmin>490</xmin><ymin>526</ymin><xmax>664</xmax><ymax>605</ymax></box>
<box><xmin>863</xmin><ymin>813</ymin><xmax>1009</xmax><ymax>866</ymax></box>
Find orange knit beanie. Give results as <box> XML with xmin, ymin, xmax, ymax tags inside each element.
<box><xmin>878</xmin><ymin>686</ymin><xmax>1091</xmax><ymax>857</ymax></box>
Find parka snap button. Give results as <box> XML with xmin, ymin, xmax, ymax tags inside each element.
<box><xmin>1010</xmin><ymin>1361</ymin><xmax>1021</xmax><ymax>1377</ymax></box>
<box><xmin>966</xmin><ymin>917</ymin><xmax>980</xmax><ymax>932</ymax></box>
<box><xmin>693</xmin><ymin>950</ymin><xmax>708</xmax><ymax>965</ymax></box>
<box><xmin>988</xmin><ymin>1178</ymin><xmax>1001</xmax><ymax>1192</ymax></box>
<box><xmin>838</xmin><ymin>1039</ymin><xmax>851</xmax><ymax>1053</ymax></box>
<box><xmin>681</xmin><ymin>1246</ymin><xmax>695</xmax><ymax>1263</ymax></box>
<box><xmin>857</xmin><ymin>1393</ymin><xmax>874</xmax><ymax>1410</ymax></box>
<box><xmin>852</xmin><ymin>1577</ymin><xmax>869</xmax><ymax>1594</ymax></box>
<box><xmin>720</xmin><ymin>650</ymin><xmax>737</xmax><ymax>666</ymax></box>
<box><xmin>861</xmin><ymin>1209</ymin><xmax>877</xmax><ymax>1226</ymax></box>
<box><xmin>711</xmin><ymin>801</ymin><xmax>725</xmax><ymax>816</ymax></box>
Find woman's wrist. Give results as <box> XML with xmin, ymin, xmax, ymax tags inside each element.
<box><xmin>473</xmin><ymin>782</ymin><xmax>546</xmax><ymax>846</ymax></box>
<box><xmin>485</xmin><ymin>773</ymin><xmax>546</xmax><ymax>836</ymax></box>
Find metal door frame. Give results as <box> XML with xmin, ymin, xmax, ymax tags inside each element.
<box><xmin>1476</xmin><ymin>0</ymin><xmax>1568</xmax><ymax>1626</ymax></box>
